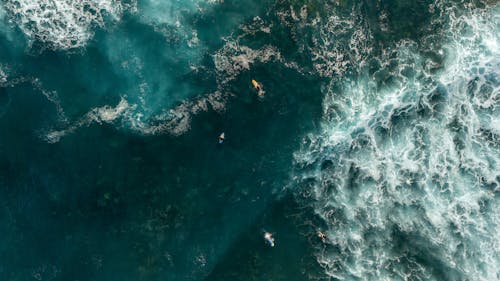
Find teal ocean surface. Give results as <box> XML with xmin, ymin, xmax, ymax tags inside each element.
<box><xmin>0</xmin><ymin>0</ymin><xmax>498</xmax><ymax>280</ymax></box>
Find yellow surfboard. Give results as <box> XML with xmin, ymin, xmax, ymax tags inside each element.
<box><xmin>251</xmin><ymin>79</ymin><xmax>265</xmax><ymax>96</ymax></box>
<box><xmin>251</xmin><ymin>79</ymin><xmax>260</xmax><ymax>89</ymax></box>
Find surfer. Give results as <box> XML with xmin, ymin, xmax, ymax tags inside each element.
<box><xmin>317</xmin><ymin>230</ymin><xmax>327</xmax><ymax>243</ymax></box>
<box><xmin>251</xmin><ymin>79</ymin><xmax>265</xmax><ymax>97</ymax></box>
<box><xmin>264</xmin><ymin>231</ymin><xmax>275</xmax><ymax>247</ymax></box>
<box><xmin>218</xmin><ymin>132</ymin><xmax>225</xmax><ymax>144</ymax></box>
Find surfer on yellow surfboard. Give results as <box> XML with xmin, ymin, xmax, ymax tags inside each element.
<box><xmin>251</xmin><ymin>79</ymin><xmax>265</xmax><ymax>97</ymax></box>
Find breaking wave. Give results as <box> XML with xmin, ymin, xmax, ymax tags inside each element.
<box><xmin>292</xmin><ymin>1</ymin><xmax>499</xmax><ymax>280</ymax></box>
<box><xmin>2</xmin><ymin>0</ymin><xmax>131</xmax><ymax>50</ymax></box>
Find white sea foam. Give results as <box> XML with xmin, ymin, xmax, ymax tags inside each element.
<box><xmin>3</xmin><ymin>0</ymin><xmax>127</xmax><ymax>50</ymax></box>
<box><xmin>43</xmin><ymin>89</ymin><xmax>229</xmax><ymax>141</ymax></box>
<box><xmin>241</xmin><ymin>16</ymin><xmax>273</xmax><ymax>35</ymax></box>
<box><xmin>213</xmin><ymin>32</ymin><xmax>305</xmax><ymax>85</ymax></box>
<box><xmin>275</xmin><ymin>3</ymin><xmax>372</xmax><ymax>78</ymax></box>
<box><xmin>45</xmin><ymin>97</ymin><xmax>131</xmax><ymax>143</ymax></box>
<box><xmin>213</xmin><ymin>40</ymin><xmax>283</xmax><ymax>85</ymax></box>
<box><xmin>293</xmin><ymin>2</ymin><xmax>499</xmax><ymax>280</ymax></box>
<box><xmin>127</xmin><ymin>90</ymin><xmax>228</xmax><ymax>136</ymax></box>
<box><xmin>0</xmin><ymin>65</ymin><xmax>7</xmax><ymax>85</ymax></box>
<box><xmin>310</xmin><ymin>11</ymin><xmax>373</xmax><ymax>77</ymax></box>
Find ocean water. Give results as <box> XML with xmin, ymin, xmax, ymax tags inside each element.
<box><xmin>0</xmin><ymin>0</ymin><xmax>498</xmax><ymax>280</ymax></box>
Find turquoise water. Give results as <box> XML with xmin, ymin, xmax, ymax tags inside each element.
<box><xmin>0</xmin><ymin>0</ymin><xmax>498</xmax><ymax>280</ymax></box>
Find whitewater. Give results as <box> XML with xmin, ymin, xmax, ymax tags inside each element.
<box><xmin>292</xmin><ymin>1</ymin><xmax>499</xmax><ymax>280</ymax></box>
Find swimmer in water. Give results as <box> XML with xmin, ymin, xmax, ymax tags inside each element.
<box><xmin>251</xmin><ymin>79</ymin><xmax>265</xmax><ymax>97</ymax></box>
<box><xmin>317</xmin><ymin>230</ymin><xmax>327</xmax><ymax>243</ymax></box>
<box><xmin>218</xmin><ymin>132</ymin><xmax>225</xmax><ymax>144</ymax></box>
<box><xmin>264</xmin><ymin>231</ymin><xmax>275</xmax><ymax>247</ymax></box>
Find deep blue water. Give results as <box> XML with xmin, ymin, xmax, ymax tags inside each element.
<box><xmin>0</xmin><ymin>0</ymin><xmax>498</xmax><ymax>280</ymax></box>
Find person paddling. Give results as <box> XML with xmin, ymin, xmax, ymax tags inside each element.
<box><xmin>264</xmin><ymin>231</ymin><xmax>275</xmax><ymax>247</ymax></box>
<box><xmin>251</xmin><ymin>79</ymin><xmax>265</xmax><ymax>97</ymax></box>
<box><xmin>317</xmin><ymin>230</ymin><xmax>327</xmax><ymax>243</ymax></box>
